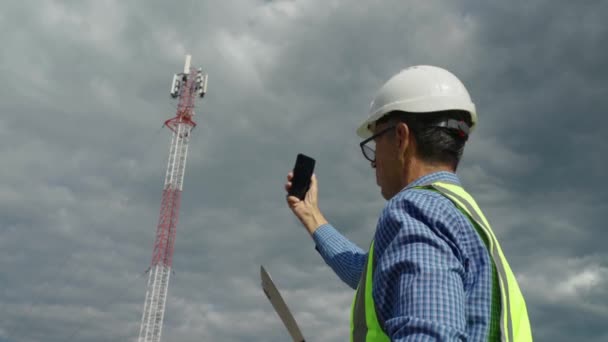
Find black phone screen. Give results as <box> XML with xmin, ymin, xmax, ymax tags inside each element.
<box><xmin>289</xmin><ymin>154</ymin><xmax>316</xmax><ymax>200</ymax></box>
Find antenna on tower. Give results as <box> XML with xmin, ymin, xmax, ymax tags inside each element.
<box><xmin>183</xmin><ymin>54</ymin><xmax>192</xmax><ymax>74</ymax></box>
<box><xmin>137</xmin><ymin>54</ymin><xmax>208</xmax><ymax>342</ymax></box>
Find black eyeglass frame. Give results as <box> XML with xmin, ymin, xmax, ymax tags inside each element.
<box><xmin>359</xmin><ymin>125</ymin><xmax>397</xmax><ymax>163</ymax></box>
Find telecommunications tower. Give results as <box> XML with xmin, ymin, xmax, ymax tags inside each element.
<box><xmin>138</xmin><ymin>55</ymin><xmax>208</xmax><ymax>342</ymax></box>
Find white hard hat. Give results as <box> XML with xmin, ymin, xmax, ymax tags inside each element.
<box><xmin>357</xmin><ymin>65</ymin><xmax>477</xmax><ymax>139</ymax></box>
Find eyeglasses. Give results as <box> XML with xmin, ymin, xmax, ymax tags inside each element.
<box><xmin>359</xmin><ymin>125</ymin><xmax>396</xmax><ymax>163</ymax></box>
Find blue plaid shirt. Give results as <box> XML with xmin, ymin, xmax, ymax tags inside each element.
<box><xmin>313</xmin><ymin>171</ymin><xmax>495</xmax><ymax>341</ymax></box>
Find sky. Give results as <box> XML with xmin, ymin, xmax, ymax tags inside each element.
<box><xmin>0</xmin><ymin>0</ymin><xmax>606</xmax><ymax>341</ymax></box>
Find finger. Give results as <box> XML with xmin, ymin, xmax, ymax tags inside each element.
<box><xmin>309</xmin><ymin>173</ymin><xmax>318</xmax><ymax>194</ymax></box>
<box><xmin>287</xmin><ymin>172</ymin><xmax>294</xmax><ymax>180</ymax></box>
<box><xmin>287</xmin><ymin>196</ymin><xmax>300</xmax><ymax>206</ymax></box>
<box><xmin>284</xmin><ymin>182</ymin><xmax>292</xmax><ymax>192</ymax></box>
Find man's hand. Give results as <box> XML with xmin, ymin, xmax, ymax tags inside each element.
<box><xmin>285</xmin><ymin>172</ymin><xmax>328</xmax><ymax>235</ymax></box>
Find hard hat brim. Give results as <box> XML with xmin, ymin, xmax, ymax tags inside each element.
<box><xmin>356</xmin><ymin>96</ymin><xmax>477</xmax><ymax>139</ymax></box>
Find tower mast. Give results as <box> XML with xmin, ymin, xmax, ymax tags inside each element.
<box><xmin>138</xmin><ymin>55</ymin><xmax>208</xmax><ymax>342</ymax></box>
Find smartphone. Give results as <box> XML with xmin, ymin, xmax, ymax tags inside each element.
<box><xmin>288</xmin><ymin>154</ymin><xmax>316</xmax><ymax>200</ymax></box>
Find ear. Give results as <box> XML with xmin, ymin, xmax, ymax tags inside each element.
<box><xmin>395</xmin><ymin>122</ymin><xmax>410</xmax><ymax>153</ymax></box>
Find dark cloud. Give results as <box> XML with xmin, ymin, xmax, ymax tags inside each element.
<box><xmin>0</xmin><ymin>0</ymin><xmax>606</xmax><ymax>341</ymax></box>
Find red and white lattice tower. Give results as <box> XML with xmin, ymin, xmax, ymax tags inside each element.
<box><xmin>138</xmin><ymin>55</ymin><xmax>208</xmax><ymax>342</ymax></box>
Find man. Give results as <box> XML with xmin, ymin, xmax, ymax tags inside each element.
<box><xmin>285</xmin><ymin>65</ymin><xmax>532</xmax><ymax>341</ymax></box>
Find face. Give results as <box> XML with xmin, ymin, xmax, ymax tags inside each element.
<box><xmin>372</xmin><ymin>122</ymin><xmax>401</xmax><ymax>199</ymax></box>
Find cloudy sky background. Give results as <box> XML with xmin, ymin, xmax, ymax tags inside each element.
<box><xmin>0</xmin><ymin>0</ymin><xmax>607</xmax><ymax>341</ymax></box>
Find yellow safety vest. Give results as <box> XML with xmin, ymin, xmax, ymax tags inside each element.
<box><xmin>350</xmin><ymin>181</ymin><xmax>532</xmax><ymax>341</ymax></box>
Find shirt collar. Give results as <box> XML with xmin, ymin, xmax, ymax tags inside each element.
<box><xmin>404</xmin><ymin>171</ymin><xmax>461</xmax><ymax>190</ymax></box>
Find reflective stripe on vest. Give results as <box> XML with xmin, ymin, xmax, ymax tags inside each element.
<box><xmin>429</xmin><ymin>182</ymin><xmax>532</xmax><ymax>341</ymax></box>
<box><xmin>350</xmin><ymin>181</ymin><xmax>532</xmax><ymax>341</ymax></box>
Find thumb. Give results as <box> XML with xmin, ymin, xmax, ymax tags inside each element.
<box><xmin>307</xmin><ymin>173</ymin><xmax>318</xmax><ymax>201</ymax></box>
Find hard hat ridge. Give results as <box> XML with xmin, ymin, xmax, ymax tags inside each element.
<box><xmin>357</xmin><ymin>65</ymin><xmax>477</xmax><ymax>139</ymax></box>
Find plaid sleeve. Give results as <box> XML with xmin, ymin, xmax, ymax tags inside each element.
<box><xmin>313</xmin><ymin>224</ymin><xmax>367</xmax><ymax>289</ymax></box>
<box><xmin>373</xmin><ymin>196</ymin><xmax>468</xmax><ymax>341</ymax></box>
